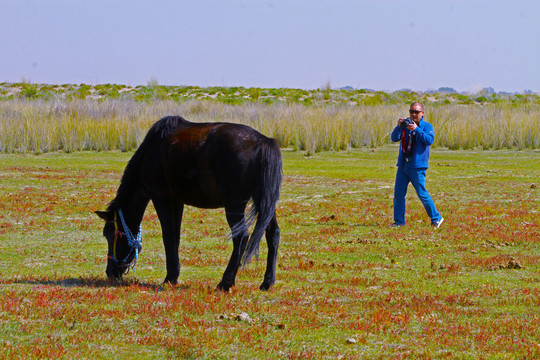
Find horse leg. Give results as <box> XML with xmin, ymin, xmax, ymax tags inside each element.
<box><xmin>154</xmin><ymin>199</ymin><xmax>184</xmax><ymax>284</ymax></box>
<box><xmin>217</xmin><ymin>205</ymin><xmax>248</xmax><ymax>292</ymax></box>
<box><xmin>260</xmin><ymin>213</ymin><xmax>280</xmax><ymax>290</ymax></box>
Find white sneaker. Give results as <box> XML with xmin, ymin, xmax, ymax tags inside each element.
<box><xmin>432</xmin><ymin>218</ymin><xmax>444</xmax><ymax>229</ymax></box>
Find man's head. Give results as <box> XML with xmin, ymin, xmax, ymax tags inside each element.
<box><xmin>409</xmin><ymin>102</ymin><xmax>424</xmax><ymax>124</ymax></box>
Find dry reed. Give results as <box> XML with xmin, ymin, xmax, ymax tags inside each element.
<box><xmin>1</xmin><ymin>99</ymin><xmax>538</xmax><ymax>154</ymax></box>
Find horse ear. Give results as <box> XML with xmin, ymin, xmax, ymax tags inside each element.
<box><xmin>95</xmin><ymin>210</ymin><xmax>113</xmax><ymax>222</ymax></box>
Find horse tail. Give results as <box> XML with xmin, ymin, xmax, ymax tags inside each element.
<box><xmin>241</xmin><ymin>138</ymin><xmax>282</xmax><ymax>266</ymax></box>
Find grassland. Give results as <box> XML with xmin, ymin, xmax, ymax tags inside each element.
<box><xmin>1</xmin><ymin>82</ymin><xmax>539</xmax><ymax>154</ymax></box>
<box><xmin>0</xmin><ymin>82</ymin><xmax>539</xmax><ymax>358</ymax></box>
<box><xmin>1</xmin><ymin>148</ymin><xmax>539</xmax><ymax>358</ymax></box>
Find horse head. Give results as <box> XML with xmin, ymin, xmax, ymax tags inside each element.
<box><xmin>95</xmin><ymin>209</ymin><xmax>142</xmax><ymax>280</ymax></box>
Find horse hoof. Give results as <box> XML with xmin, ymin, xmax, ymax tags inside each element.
<box><xmin>217</xmin><ymin>282</ymin><xmax>233</xmax><ymax>292</ymax></box>
<box><xmin>259</xmin><ymin>282</ymin><xmax>273</xmax><ymax>291</ymax></box>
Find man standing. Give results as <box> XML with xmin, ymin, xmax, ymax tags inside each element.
<box><xmin>391</xmin><ymin>102</ymin><xmax>443</xmax><ymax>228</ymax></box>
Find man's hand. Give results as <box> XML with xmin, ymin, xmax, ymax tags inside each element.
<box><xmin>407</xmin><ymin>122</ymin><xmax>417</xmax><ymax>131</ymax></box>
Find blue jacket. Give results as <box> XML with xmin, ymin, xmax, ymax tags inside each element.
<box><xmin>391</xmin><ymin>118</ymin><xmax>434</xmax><ymax>168</ymax></box>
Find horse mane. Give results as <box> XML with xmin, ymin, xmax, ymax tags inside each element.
<box><xmin>147</xmin><ymin>116</ymin><xmax>189</xmax><ymax>139</ymax></box>
<box><xmin>108</xmin><ymin>116</ymin><xmax>188</xmax><ymax>211</ymax></box>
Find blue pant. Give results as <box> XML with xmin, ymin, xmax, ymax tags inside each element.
<box><xmin>393</xmin><ymin>163</ymin><xmax>442</xmax><ymax>226</ymax></box>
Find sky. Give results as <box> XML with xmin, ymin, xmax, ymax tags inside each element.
<box><xmin>1</xmin><ymin>0</ymin><xmax>539</xmax><ymax>93</ymax></box>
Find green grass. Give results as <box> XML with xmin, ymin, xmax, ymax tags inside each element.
<box><xmin>1</xmin><ymin>148</ymin><xmax>539</xmax><ymax>358</ymax></box>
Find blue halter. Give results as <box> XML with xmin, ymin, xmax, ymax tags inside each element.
<box><xmin>108</xmin><ymin>209</ymin><xmax>142</xmax><ymax>269</ymax></box>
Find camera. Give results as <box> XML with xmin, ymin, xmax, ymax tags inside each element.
<box><xmin>400</xmin><ymin>117</ymin><xmax>414</xmax><ymax>128</ymax></box>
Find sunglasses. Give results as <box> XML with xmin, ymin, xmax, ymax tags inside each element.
<box><xmin>409</xmin><ymin>109</ymin><xmax>423</xmax><ymax>114</ymax></box>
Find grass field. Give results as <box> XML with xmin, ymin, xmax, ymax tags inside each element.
<box><xmin>0</xmin><ymin>147</ymin><xmax>538</xmax><ymax>358</ymax></box>
<box><xmin>2</xmin><ymin>83</ymin><xmax>540</xmax><ymax>154</ymax></box>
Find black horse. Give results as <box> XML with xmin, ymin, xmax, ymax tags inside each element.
<box><xmin>96</xmin><ymin>116</ymin><xmax>282</xmax><ymax>291</ymax></box>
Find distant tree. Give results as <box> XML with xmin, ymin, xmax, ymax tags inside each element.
<box><xmin>438</xmin><ymin>87</ymin><xmax>457</xmax><ymax>93</ymax></box>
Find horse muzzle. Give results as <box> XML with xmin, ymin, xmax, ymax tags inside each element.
<box><xmin>106</xmin><ymin>257</ymin><xmax>130</xmax><ymax>279</ymax></box>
